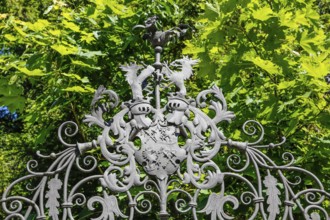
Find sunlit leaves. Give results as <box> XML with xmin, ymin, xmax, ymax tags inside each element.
<box><xmin>182</xmin><ymin>40</ymin><xmax>205</xmax><ymax>56</ymax></box>
<box><xmin>252</xmin><ymin>6</ymin><xmax>274</xmax><ymax>21</ymax></box>
<box><xmin>62</xmin><ymin>20</ymin><xmax>80</xmax><ymax>32</ymax></box>
<box><xmin>0</xmin><ymin>0</ymin><xmax>201</xmax><ymax>159</ymax></box>
<box><xmin>90</xmin><ymin>0</ymin><xmax>135</xmax><ymax>18</ymax></box>
<box><xmin>184</xmin><ymin>0</ymin><xmax>330</xmax><ymax>186</ymax></box>
<box><xmin>62</xmin><ymin>85</ymin><xmax>95</xmax><ymax>93</ymax></box>
<box><xmin>71</xmin><ymin>60</ymin><xmax>100</xmax><ymax>70</ymax></box>
<box><xmin>48</xmin><ymin>29</ymin><xmax>61</xmax><ymax>36</ymax></box>
<box><xmin>80</xmin><ymin>33</ymin><xmax>96</xmax><ymax>44</ymax></box>
<box><xmin>12</xmin><ymin>24</ymin><xmax>27</xmax><ymax>37</ymax></box>
<box><xmin>13</xmin><ymin>66</ymin><xmax>45</xmax><ymax>76</ymax></box>
<box><xmin>51</xmin><ymin>43</ymin><xmax>78</xmax><ymax>55</ymax></box>
<box><xmin>299</xmin><ymin>29</ymin><xmax>326</xmax><ymax>54</ymax></box>
<box><xmin>4</xmin><ymin>34</ymin><xmax>16</xmax><ymax>42</ymax></box>
<box><xmin>26</xmin><ymin>19</ymin><xmax>50</xmax><ymax>32</ymax></box>
<box><xmin>246</xmin><ymin>56</ymin><xmax>282</xmax><ymax>75</ymax></box>
<box><xmin>277</xmin><ymin>80</ymin><xmax>296</xmax><ymax>90</ymax></box>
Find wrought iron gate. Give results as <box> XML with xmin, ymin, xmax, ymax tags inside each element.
<box><xmin>1</xmin><ymin>17</ymin><xmax>330</xmax><ymax>220</ymax></box>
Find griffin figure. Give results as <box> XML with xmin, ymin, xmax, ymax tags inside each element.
<box><xmin>120</xmin><ymin>64</ymin><xmax>155</xmax><ymax>100</ymax></box>
<box><xmin>162</xmin><ymin>56</ymin><xmax>199</xmax><ymax>97</ymax></box>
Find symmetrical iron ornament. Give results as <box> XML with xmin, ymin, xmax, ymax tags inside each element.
<box><xmin>1</xmin><ymin>17</ymin><xmax>330</xmax><ymax>220</ymax></box>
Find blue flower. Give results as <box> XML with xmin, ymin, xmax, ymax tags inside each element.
<box><xmin>0</xmin><ymin>106</ymin><xmax>8</xmax><ymax>111</ymax></box>
<box><xmin>11</xmin><ymin>112</ymin><xmax>18</xmax><ymax>120</ymax></box>
<box><xmin>0</xmin><ymin>106</ymin><xmax>18</xmax><ymax>120</ymax></box>
<box><xmin>0</xmin><ymin>106</ymin><xmax>10</xmax><ymax>119</ymax></box>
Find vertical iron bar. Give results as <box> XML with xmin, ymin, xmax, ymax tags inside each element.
<box><xmin>153</xmin><ymin>46</ymin><xmax>163</xmax><ymax>110</ymax></box>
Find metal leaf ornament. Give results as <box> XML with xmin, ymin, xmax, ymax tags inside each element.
<box><xmin>263</xmin><ymin>174</ymin><xmax>281</xmax><ymax>220</ymax></box>
<box><xmin>87</xmin><ymin>191</ymin><xmax>127</xmax><ymax>220</ymax></box>
<box><xmin>199</xmin><ymin>192</ymin><xmax>239</xmax><ymax>220</ymax></box>
<box><xmin>45</xmin><ymin>178</ymin><xmax>62</xmax><ymax>220</ymax></box>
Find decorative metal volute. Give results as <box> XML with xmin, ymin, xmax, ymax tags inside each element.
<box><xmin>1</xmin><ymin>17</ymin><xmax>330</xmax><ymax>220</ymax></box>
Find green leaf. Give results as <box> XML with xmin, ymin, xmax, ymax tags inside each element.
<box><xmin>277</xmin><ymin>80</ymin><xmax>296</xmax><ymax>90</ymax></box>
<box><xmin>285</xmin><ymin>118</ymin><xmax>299</xmax><ymax>136</ymax></box>
<box><xmin>106</xmin><ymin>0</ymin><xmax>134</xmax><ymax>18</ymax></box>
<box><xmin>0</xmin><ymin>96</ymin><xmax>25</xmax><ymax>111</ymax></box>
<box><xmin>299</xmin><ymin>30</ymin><xmax>326</xmax><ymax>54</ymax></box>
<box><xmin>0</xmin><ymin>78</ymin><xmax>23</xmax><ymax>96</ymax></box>
<box><xmin>249</xmin><ymin>57</ymin><xmax>282</xmax><ymax>75</ymax></box>
<box><xmin>26</xmin><ymin>19</ymin><xmax>50</xmax><ymax>31</ymax></box>
<box><xmin>35</xmin><ymin>125</ymin><xmax>54</xmax><ymax>145</ymax></box>
<box><xmin>4</xmin><ymin>34</ymin><xmax>17</xmax><ymax>41</ymax></box>
<box><xmin>80</xmin><ymin>33</ymin><xmax>95</xmax><ymax>44</ymax></box>
<box><xmin>62</xmin><ymin>20</ymin><xmax>80</xmax><ymax>32</ymax></box>
<box><xmin>84</xmin><ymin>85</ymin><xmax>95</xmax><ymax>93</ymax></box>
<box><xmin>300</xmin><ymin>31</ymin><xmax>314</xmax><ymax>53</ymax></box>
<box><xmin>278</xmin><ymin>9</ymin><xmax>298</xmax><ymax>29</ymax></box>
<box><xmin>204</xmin><ymin>2</ymin><xmax>220</xmax><ymax>20</ymax></box>
<box><xmin>62</xmin><ymin>86</ymin><xmax>93</xmax><ymax>93</ymax></box>
<box><xmin>71</xmin><ymin>60</ymin><xmax>101</xmax><ymax>69</ymax></box>
<box><xmin>26</xmin><ymin>53</ymin><xmax>49</xmax><ymax>70</ymax></box>
<box><xmin>61</xmin><ymin>73</ymin><xmax>90</xmax><ymax>83</ymax></box>
<box><xmin>77</xmin><ymin>50</ymin><xmax>104</xmax><ymax>58</ymax></box>
<box><xmin>252</xmin><ymin>6</ymin><xmax>274</xmax><ymax>21</ymax></box>
<box><xmin>183</xmin><ymin>41</ymin><xmax>205</xmax><ymax>55</ymax></box>
<box><xmin>14</xmin><ymin>67</ymin><xmax>46</xmax><ymax>76</ymax></box>
<box><xmin>61</xmin><ymin>73</ymin><xmax>82</xmax><ymax>80</ymax></box>
<box><xmin>295</xmin><ymin>9</ymin><xmax>310</xmax><ymax>26</ymax></box>
<box><xmin>51</xmin><ymin>44</ymin><xmax>78</xmax><ymax>55</ymax></box>
<box><xmin>81</xmin><ymin>77</ymin><xmax>90</xmax><ymax>83</ymax></box>
<box><xmin>13</xmin><ymin>25</ymin><xmax>27</xmax><ymax>37</ymax></box>
<box><xmin>258</xmin><ymin>105</ymin><xmax>273</xmax><ymax>118</ymax></box>
<box><xmin>301</xmin><ymin>59</ymin><xmax>328</xmax><ymax>78</ymax></box>
<box><xmin>49</xmin><ymin>29</ymin><xmax>61</xmax><ymax>36</ymax></box>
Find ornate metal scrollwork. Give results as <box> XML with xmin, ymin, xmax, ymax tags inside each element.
<box><xmin>1</xmin><ymin>17</ymin><xmax>329</xmax><ymax>220</ymax></box>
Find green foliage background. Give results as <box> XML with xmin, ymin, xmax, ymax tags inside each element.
<box><xmin>0</xmin><ymin>0</ymin><xmax>329</xmax><ymax>218</ymax></box>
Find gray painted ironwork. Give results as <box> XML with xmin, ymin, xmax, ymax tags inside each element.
<box><xmin>1</xmin><ymin>17</ymin><xmax>330</xmax><ymax>220</ymax></box>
